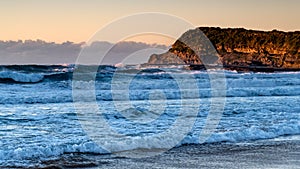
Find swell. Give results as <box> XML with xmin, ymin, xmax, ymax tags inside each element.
<box><xmin>0</xmin><ymin>64</ymin><xmax>71</xmax><ymax>72</ymax></box>
<box><xmin>0</xmin><ymin>64</ymin><xmax>117</xmax><ymax>83</ymax></box>
<box><xmin>0</xmin><ymin>65</ymin><xmax>71</xmax><ymax>83</ymax></box>
<box><xmin>0</xmin><ymin>65</ymin><xmax>173</xmax><ymax>84</ymax></box>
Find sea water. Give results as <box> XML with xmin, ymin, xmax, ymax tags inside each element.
<box><xmin>0</xmin><ymin>65</ymin><xmax>299</xmax><ymax>167</ymax></box>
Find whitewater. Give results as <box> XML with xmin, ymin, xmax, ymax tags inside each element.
<box><xmin>0</xmin><ymin>65</ymin><xmax>299</xmax><ymax>168</ymax></box>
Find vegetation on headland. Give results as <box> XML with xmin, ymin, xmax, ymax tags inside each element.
<box><xmin>148</xmin><ymin>27</ymin><xmax>300</xmax><ymax>70</ymax></box>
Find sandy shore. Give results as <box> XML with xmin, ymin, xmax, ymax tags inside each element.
<box><xmin>39</xmin><ymin>139</ymin><xmax>300</xmax><ymax>169</ymax></box>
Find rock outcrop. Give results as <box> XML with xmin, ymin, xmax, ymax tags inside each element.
<box><xmin>148</xmin><ymin>27</ymin><xmax>300</xmax><ymax>70</ymax></box>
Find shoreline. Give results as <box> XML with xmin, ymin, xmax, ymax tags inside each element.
<box><xmin>142</xmin><ymin>63</ymin><xmax>300</xmax><ymax>72</ymax></box>
<box><xmin>38</xmin><ymin>139</ymin><xmax>300</xmax><ymax>169</ymax></box>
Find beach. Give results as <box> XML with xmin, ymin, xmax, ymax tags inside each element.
<box><xmin>40</xmin><ymin>138</ymin><xmax>300</xmax><ymax>169</ymax></box>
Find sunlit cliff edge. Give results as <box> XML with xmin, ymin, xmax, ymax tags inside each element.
<box><xmin>148</xmin><ymin>27</ymin><xmax>300</xmax><ymax>71</ymax></box>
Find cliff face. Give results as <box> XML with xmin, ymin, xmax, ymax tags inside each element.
<box><xmin>148</xmin><ymin>28</ymin><xmax>220</xmax><ymax>65</ymax></box>
<box><xmin>148</xmin><ymin>27</ymin><xmax>300</xmax><ymax>69</ymax></box>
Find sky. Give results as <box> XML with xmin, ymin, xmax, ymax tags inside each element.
<box><xmin>1</xmin><ymin>0</ymin><xmax>299</xmax><ymax>45</ymax></box>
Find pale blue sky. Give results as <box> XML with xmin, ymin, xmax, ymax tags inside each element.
<box><xmin>0</xmin><ymin>0</ymin><xmax>299</xmax><ymax>44</ymax></box>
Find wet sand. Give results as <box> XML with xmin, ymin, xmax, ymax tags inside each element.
<box><xmin>40</xmin><ymin>139</ymin><xmax>300</xmax><ymax>169</ymax></box>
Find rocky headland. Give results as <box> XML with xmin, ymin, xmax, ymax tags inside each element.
<box><xmin>148</xmin><ymin>27</ymin><xmax>300</xmax><ymax>71</ymax></box>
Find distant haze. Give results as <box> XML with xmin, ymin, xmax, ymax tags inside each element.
<box><xmin>0</xmin><ymin>40</ymin><xmax>168</xmax><ymax>65</ymax></box>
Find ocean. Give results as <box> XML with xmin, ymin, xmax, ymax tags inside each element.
<box><xmin>0</xmin><ymin>65</ymin><xmax>299</xmax><ymax>168</ymax></box>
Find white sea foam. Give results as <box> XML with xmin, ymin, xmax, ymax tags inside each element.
<box><xmin>1</xmin><ymin>122</ymin><xmax>299</xmax><ymax>168</ymax></box>
<box><xmin>1</xmin><ymin>70</ymin><xmax>300</xmax><ymax>167</ymax></box>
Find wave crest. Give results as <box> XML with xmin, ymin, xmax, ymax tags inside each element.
<box><xmin>0</xmin><ymin>71</ymin><xmax>44</xmax><ymax>83</ymax></box>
